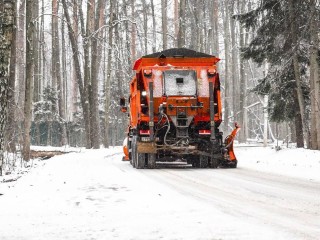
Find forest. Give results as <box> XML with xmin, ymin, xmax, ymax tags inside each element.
<box><xmin>0</xmin><ymin>0</ymin><xmax>319</xmax><ymax>175</ymax></box>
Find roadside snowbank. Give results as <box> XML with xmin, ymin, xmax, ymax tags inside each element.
<box><xmin>236</xmin><ymin>145</ymin><xmax>320</xmax><ymax>182</ymax></box>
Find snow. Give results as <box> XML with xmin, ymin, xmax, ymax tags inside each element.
<box><xmin>0</xmin><ymin>145</ymin><xmax>319</xmax><ymax>239</ymax></box>
<box><xmin>237</xmin><ymin>145</ymin><xmax>320</xmax><ymax>182</ymax></box>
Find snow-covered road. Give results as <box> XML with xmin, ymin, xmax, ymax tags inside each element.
<box><xmin>0</xmin><ymin>147</ymin><xmax>319</xmax><ymax>240</ymax></box>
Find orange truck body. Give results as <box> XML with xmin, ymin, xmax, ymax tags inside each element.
<box><xmin>121</xmin><ymin>48</ymin><xmax>239</xmax><ymax>169</ymax></box>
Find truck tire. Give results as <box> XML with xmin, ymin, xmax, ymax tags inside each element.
<box><xmin>147</xmin><ymin>153</ymin><xmax>156</xmax><ymax>169</ymax></box>
<box><xmin>131</xmin><ymin>136</ymin><xmax>137</xmax><ymax>168</ymax></box>
<box><xmin>209</xmin><ymin>155</ymin><xmax>219</xmax><ymax>168</ymax></box>
<box><xmin>136</xmin><ymin>152</ymin><xmax>145</xmax><ymax>169</ymax></box>
<box><xmin>199</xmin><ymin>155</ymin><xmax>208</xmax><ymax>168</ymax></box>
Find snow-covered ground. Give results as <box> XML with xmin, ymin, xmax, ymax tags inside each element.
<box><xmin>0</xmin><ymin>145</ymin><xmax>319</xmax><ymax>240</ymax></box>
<box><xmin>237</xmin><ymin>145</ymin><xmax>320</xmax><ymax>182</ymax></box>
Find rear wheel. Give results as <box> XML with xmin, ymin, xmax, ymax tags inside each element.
<box><xmin>209</xmin><ymin>153</ymin><xmax>220</xmax><ymax>168</ymax></box>
<box><xmin>131</xmin><ymin>136</ymin><xmax>137</xmax><ymax>168</ymax></box>
<box><xmin>136</xmin><ymin>152</ymin><xmax>146</xmax><ymax>169</ymax></box>
<box><xmin>147</xmin><ymin>153</ymin><xmax>156</xmax><ymax>169</ymax></box>
<box><xmin>209</xmin><ymin>155</ymin><xmax>220</xmax><ymax>168</ymax></box>
<box><xmin>199</xmin><ymin>155</ymin><xmax>208</xmax><ymax>168</ymax></box>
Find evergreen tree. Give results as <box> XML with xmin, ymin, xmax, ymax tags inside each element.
<box><xmin>236</xmin><ymin>0</ymin><xmax>313</xmax><ymax>147</ymax></box>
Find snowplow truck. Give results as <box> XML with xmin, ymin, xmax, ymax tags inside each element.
<box><xmin>120</xmin><ymin>48</ymin><xmax>240</xmax><ymax>169</ymax></box>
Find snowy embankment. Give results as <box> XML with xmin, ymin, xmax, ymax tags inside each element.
<box><xmin>236</xmin><ymin>145</ymin><xmax>320</xmax><ymax>182</ymax></box>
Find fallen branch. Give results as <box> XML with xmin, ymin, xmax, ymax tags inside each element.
<box><xmin>30</xmin><ymin>150</ymin><xmax>67</xmax><ymax>160</ymax></box>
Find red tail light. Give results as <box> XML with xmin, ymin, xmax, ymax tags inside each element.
<box><xmin>139</xmin><ymin>130</ymin><xmax>150</xmax><ymax>135</ymax></box>
<box><xmin>199</xmin><ymin>130</ymin><xmax>211</xmax><ymax>135</ymax></box>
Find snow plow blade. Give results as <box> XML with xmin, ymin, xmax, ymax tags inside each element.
<box><xmin>122</xmin><ymin>137</ymin><xmax>130</xmax><ymax>161</ymax></box>
<box><xmin>222</xmin><ymin>123</ymin><xmax>241</xmax><ymax>168</ymax></box>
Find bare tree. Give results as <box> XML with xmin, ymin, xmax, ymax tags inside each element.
<box><xmin>212</xmin><ymin>0</ymin><xmax>219</xmax><ymax>56</ymax></box>
<box><xmin>23</xmin><ymin>0</ymin><xmax>35</xmax><ymax>161</ymax></box>
<box><xmin>161</xmin><ymin>0</ymin><xmax>168</xmax><ymax>50</ymax></box>
<box><xmin>104</xmin><ymin>0</ymin><xmax>115</xmax><ymax>148</ymax></box>
<box><xmin>62</xmin><ymin>0</ymin><xmax>90</xmax><ymax>148</ymax></box>
<box><xmin>150</xmin><ymin>0</ymin><xmax>156</xmax><ymax>52</ymax></box>
<box><xmin>131</xmin><ymin>0</ymin><xmax>136</xmax><ymax>60</ymax></box>
<box><xmin>309</xmin><ymin>0</ymin><xmax>320</xmax><ymax>150</ymax></box>
<box><xmin>6</xmin><ymin>0</ymin><xmax>17</xmax><ymax>153</ymax></box>
<box><xmin>221</xmin><ymin>0</ymin><xmax>231</xmax><ymax>132</ymax></box>
<box><xmin>238</xmin><ymin>0</ymin><xmax>248</xmax><ymax>143</ymax></box>
<box><xmin>52</xmin><ymin>0</ymin><xmax>67</xmax><ymax>146</ymax></box>
<box><xmin>0</xmin><ymin>0</ymin><xmax>15</xmax><ymax>175</ymax></box>
<box><xmin>89</xmin><ymin>0</ymin><xmax>105</xmax><ymax>149</ymax></box>
<box><xmin>177</xmin><ymin>0</ymin><xmax>186</xmax><ymax>48</ymax></box>
<box><xmin>174</xmin><ymin>0</ymin><xmax>179</xmax><ymax>47</ymax></box>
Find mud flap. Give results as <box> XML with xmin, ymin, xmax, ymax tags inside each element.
<box><xmin>137</xmin><ymin>142</ymin><xmax>157</xmax><ymax>154</ymax></box>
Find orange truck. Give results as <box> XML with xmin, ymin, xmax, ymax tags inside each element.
<box><xmin>120</xmin><ymin>48</ymin><xmax>240</xmax><ymax>169</ymax></box>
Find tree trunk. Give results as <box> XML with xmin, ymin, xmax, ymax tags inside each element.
<box><xmin>17</xmin><ymin>0</ymin><xmax>25</xmax><ymax>122</ymax></box>
<box><xmin>33</xmin><ymin>0</ymin><xmax>39</xmax><ymax>102</ymax></box>
<box><xmin>177</xmin><ymin>0</ymin><xmax>186</xmax><ymax>48</ymax></box>
<box><xmin>263</xmin><ymin>95</ymin><xmax>268</xmax><ymax>147</ymax></box>
<box><xmin>188</xmin><ymin>1</ymin><xmax>197</xmax><ymax>50</ymax></box>
<box><xmin>6</xmin><ymin>0</ymin><xmax>17</xmax><ymax>153</ymax></box>
<box><xmin>62</xmin><ymin>0</ymin><xmax>90</xmax><ymax>148</ymax></box>
<box><xmin>104</xmin><ymin>0</ymin><xmax>115</xmax><ymax>148</ymax></box>
<box><xmin>161</xmin><ymin>0</ymin><xmax>168</xmax><ymax>50</ymax></box>
<box><xmin>174</xmin><ymin>0</ymin><xmax>179</xmax><ymax>47</ymax></box>
<box><xmin>141</xmin><ymin>0</ymin><xmax>148</xmax><ymax>54</ymax></box>
<box><xmin>23</xmin><ymin>0</ymin><xmax>35</xmax><ymax>161</ymax></box>
<box><xmin>123</xmin><ymin>1</ymin><xmax>131</xmax><ymax>65</ymax></box>
<box><xmin>52</xmin><ymin>0</ymin><xmax>67</xmax><ymax>146</ymax></box>
<box><xmin>288</xmin><ymin>0</ymin><xmax>308</xmax><ymax>148</ymax></box>
<box><xmin>61</xmin><ymin>7</ymin><xmax>68</xmax><ymax>142</ymax></box>
<box><xmin>130</xmin><ymin>0</ymin><xmax>136</xmax><ymax>61</ymax></box>
<box><xmin>238</xmin><ymin>0</ymin><xmax>247</xmax><ymax>143</ymax></box>
<box><xmin>212</xmin><ymin>0</ymin><xmax>219</xmax><ymax>56</ymax></box>
<box><xmin>78</xmin><ymin>0</ymin><xmax>93</xmax><ymax>148</ymax></box>
<box><xmin>89</xmin><ymin>0</ymin><xmax>105</xmax><ymax>149</ymax></box>
<box><xmin>222</xmin><ymin>0</ymin><xmax>230</xmax><ymax>133</ymax></box>
<box><xmin>309</xmin><ymin>0</ymin><xmax>320</xmax><ymax>150</ymax></box>
<box><xmin>0</xmin><ymin>0</ymin><xmax>15</xmax><ymax>175</ymax></box>
<box><xmin>229</xmin><ymin>0</ymin><xmax>238</xmax><ymax>121</ymax></box>
<box><xmin>71</xmin><ymin>0</ymin><xmax>79</xmax><ymax>116</ymax></box>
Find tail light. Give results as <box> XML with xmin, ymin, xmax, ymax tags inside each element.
<box><xmin>199</xmin><ymin>130</ymin><xmax>211</xmax><ymax>135</ymax></box>
<box><xmin>139</xmin><ymin>129</ymin><xmax>150</xmax><ymax>135</ymax></box>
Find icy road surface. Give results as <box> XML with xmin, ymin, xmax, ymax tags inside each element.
<box><xmin>0</xmin><ymin>147</ymin><xmax>320</xmax><ymax>240</ymax></box>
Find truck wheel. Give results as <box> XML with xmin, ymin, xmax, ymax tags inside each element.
<box><xmin>199</xmin><ymin>155</ymin><xmax>208</xmax><ymax>168</ymax></box>
<box><xmin>147</xmin><ymin>153</ymin><xmax>156</xmax><ymax>169</ymax></box>
<box><xmin>209</xmin><ymin>155</ymin><xmax>219</xmax><ymax>168</ymax></box>
<box><xmin>192</xmin><ymin>156</ymin><xmax>200</xmax><ymax>168</ymax></box>
<box><xmin>131</xmin><ymin>136</ymin><xmax>137</xmax><ymax>168</ymax></box>
<box><xmin>136</xmin><ymin>152</ymin><xmax>145</xmax><ymax>169</ymax></box>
